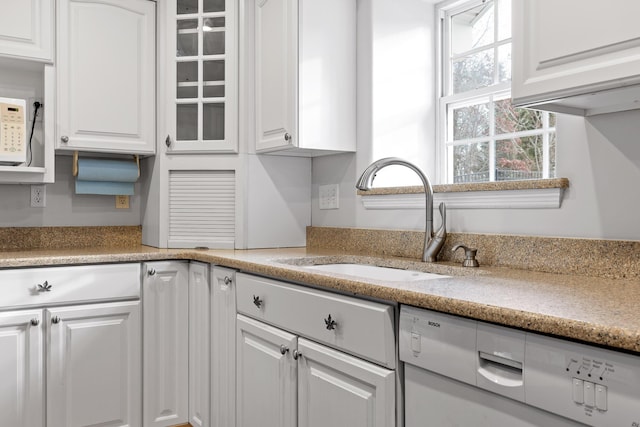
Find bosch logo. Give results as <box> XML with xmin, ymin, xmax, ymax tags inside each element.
<box><xmin>428</xmin><ymin>321</ymin><xmax>441</xmax><ymax>328</ymax></box>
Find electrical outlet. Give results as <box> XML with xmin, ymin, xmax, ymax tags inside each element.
<box><xmin>30</xmin><ymin>184</ymin><xmax>46</xmax><ymax>208</ymax></box>
<box><xmin>28</xmin><ymin>97</ymin><xmax>44</xmax><ymax>123</ymax></box>
<box><xmin>319</xmin><ymin>184</ymin><xmax>339</xmax><ymax>210</ymax></box>
<box><xmin>115</xmin><ymin>195</ymin><xmax>130</xmax><ymax>209</ymax></box>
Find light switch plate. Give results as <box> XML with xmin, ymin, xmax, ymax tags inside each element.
<box><xmin>319</xmin><ymin>184</ymin><xmax>339</xmax><ymax>210</ymax></box>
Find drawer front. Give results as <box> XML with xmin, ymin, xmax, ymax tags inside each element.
<box><xmin>236</xmin><ymin>273</ymin><xmax>395</xmax><ymax>368</ymax></box>
<box><xmin>0</xmin><ymin>263</ymin><xmax>140</xmax><ymax>309</ymax></box>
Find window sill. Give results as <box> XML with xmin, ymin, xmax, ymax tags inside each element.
<box><xmin>357</xmin><ymin>178</ymin><xmax>569</xmax><ymax>210</ymax></box>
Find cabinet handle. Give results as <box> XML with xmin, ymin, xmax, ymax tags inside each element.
<box><xmin>293</xmin><ymin>349</ymin><xmax>301</xmax><ymax>360</ymax></box>
<box><xmin>37</xmin><ymin>281</ymin><xmax>52</xmax><ymax>292</ymax></box>
<box><xmin>284</xmin><ymin>132</ymin><xmax>291</xmax><ymax>142</ymax></box>
<box><xmin>252</xmin><ymin>295</ymin><xmax>263</xmax><ymax>308</ymax></box>
<box><xmin>224</xmin><ymin>276</ymin><xmax>232</xmax><ymax>285</ymax></box>
<box><xmin>165</xmin><ymin>135</ymin><xmax>172</xmax><ymax>147</ymax></box>
<box><xmin>324</xmin><ymin>314</ymin><xmax>337</xmax><ymax>331</ymax></box>
<box><xmin>30</xmin><ymin>318</ymin><xmax>40</xmax><ymax>326</ymax></box>
<box><xmin>280</xmin><ymin>345</ymin><xmax>289</xmax><ymax>355</ymax></box>
<box><xmin>51</xmin><ymin>316</ymin><xmax>61</xmax><ymax>324</ymax></box>
<box><xmin>147</xmin><ymin>268</ymin><xmax>156</xmax><ymax>276</ymax></box>
<box><xmin>60</xmin><ymin>136</ymin><xmax>69</xmax><ymax>143</ymax></box>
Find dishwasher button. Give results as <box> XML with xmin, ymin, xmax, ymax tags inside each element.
<box><xmin>595</xmin><ymin>384</ymin><xmax>608</xmax><ymax>411</ymax></box>
<box><xmin>572</xmin><ymin>378</ymin><xmax>584</xmax><ymax>404</ymax></box>
<box><xmin>411</xmin><ymin>332</ymin><xmax>421</xmax><ymax>353</ymax></box>
<box><xmin>584</xmin><ymin>381</ymin><xmax>596</xmax><ymax>407</ymax></box>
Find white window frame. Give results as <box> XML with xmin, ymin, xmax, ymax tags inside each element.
<box><xmin>435</xmin><ymin>0</ymin><xmax>556</xmax><ymax>185</ymax></box>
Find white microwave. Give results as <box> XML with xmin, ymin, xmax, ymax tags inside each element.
<box><xmin>0</xmin><ymin>97</ymin><xmax>27</xmax><ymax>166</ymax></box>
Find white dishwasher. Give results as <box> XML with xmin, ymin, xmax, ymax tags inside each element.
<box><xmin>400</xmin><ymin>305</ymin><xmax>640</xmax><ymax>427</ymax></box>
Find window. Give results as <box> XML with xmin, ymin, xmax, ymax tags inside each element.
<box><xmin>438</xmin><ymin>0</ymin><xmax>556</xmax><ymax>184</ymax></box>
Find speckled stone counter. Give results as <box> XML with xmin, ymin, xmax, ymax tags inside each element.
<box><xmin>0</xmin><ymin>245</ymin><xmax>639</xmax><ymax>355</ymax></box>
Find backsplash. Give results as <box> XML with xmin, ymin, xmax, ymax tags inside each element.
<box><xmin>0</xmin><ymin>226</ymin><xmax>142</xmax><ymax>251</ymax></box>
<box><xmin>307</xmin><ymin>226</ymin><xmax>640</xmax><ymax>280</ymax></box>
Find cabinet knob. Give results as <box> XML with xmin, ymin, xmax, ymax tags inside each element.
<box><xmin>224</xmin><ymin>276</ymin><xmax>232</xmax><ymax>286</ymax></box>
<box><xmin>324</xmin><ymin>314</ymin><xmax>337</xmax><ymax>331</ymax></box>
<box><xmin>37</xmin><ymin>281</ymin><xmax>52</xmax><ymax>292</ymax></box>
<box><xmin>280</xmin><ymin>345</ymin><xmax>289</xmax><ymax>355</ymax></box>
<box><xmin>293</xmin><ymin>349</ymin><xmax>302</xmax><ymax>360</ymax></box>
<box><xmin>51</xmin><ymin>316</ymin><xmax>61</xmax><ymax>324</ymax></box>
<box><xmin>284</xmin><ymin>132</ymin><xmax>292</xmax><ymax>142</ymax></box>
<box><xmin>147</xmin><ymin>268</ymin><xmax>156</xmax><ymax>276</ymax></box>
<box><xmin>60</xmin><ymin>136</ymin><xmax>69</xmax><ymax>143</ymax></box>
<box><xmin>30</xmin><ymin>318</ymin><xmax>40</xmax><ymax>326</ymax></box>
<box><xmin>252</xmin><ymin>295</ymin><xmax>263</xmax><ymax>308</ymax></box>
<box><xmin>165</xmin><ymin>135</ymin><xmax>172</xmax><ymax>147</ymax></box>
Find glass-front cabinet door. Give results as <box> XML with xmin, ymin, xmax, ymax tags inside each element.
<box><xmin>165</xmin><ymin>0</ymin><xmax>237</xmax><ymax>153</ymax></box>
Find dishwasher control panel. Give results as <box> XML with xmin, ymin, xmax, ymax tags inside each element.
<box><xmin>400</xmin><ymin>306</ymin><xmax>640</xmax><ymax>427</ymax></box>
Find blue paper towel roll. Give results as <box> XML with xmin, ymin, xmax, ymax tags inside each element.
<box><xmin>76</xmin><ymin>158</ymin><xmax>139</xmax><ymax>182</ymax></box>
<box><xmin>75</xmin><ymin>180</ymin><xmax>135</xmax><ymax>196</ymax></box>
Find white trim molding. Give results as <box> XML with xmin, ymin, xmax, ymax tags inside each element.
<box><xmin>360</xmin><ymin>188</ymin><xmax>565</xmax><ymax>210</ymax></box>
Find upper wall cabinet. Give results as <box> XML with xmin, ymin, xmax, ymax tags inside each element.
<box><xmin>512</xmin><ymin>0</ymin><xmax>640</xmax><ymax>116</ymax></box>
<box><xmin>161</xmin><ymin>0</ymin><xmax>238</xmax><ymax>154</ymax></box>
<box><xmin>254</xmin><ymin>0</ymin><xmax>356</xmax><ymax>156</ymax></box>
<box><xmin>0</xmin><ymin>0</ymin><xmax>54</xmax><ymax>62</ymax></box>
<box><xmin>56</xmin><ymin>0</ymin><xmax>156</xmax><ymax>155</ymax></box>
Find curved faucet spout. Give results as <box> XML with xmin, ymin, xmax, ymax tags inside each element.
<box><xmin>356</xmin><ymin>157</ymin><xmax>444</xmax><ymax>262</ymax></box>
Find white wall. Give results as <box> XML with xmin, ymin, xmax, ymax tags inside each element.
<box><xmin>311</xmin><ymin>0</ymin><xmax>640</xmax><ymax>241</ymax></box>
<box><xmin>0</xmin><ymin>156</ymin><xmax>142</xmax><ymax>227</ymax></box>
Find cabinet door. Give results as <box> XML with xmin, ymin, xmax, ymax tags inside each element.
<box><xmin>162</xmin><ymin>0</ymin><xmax>238</xmax><ymax>153</ymax></box>
<box><xmin>46</xmin><ymin>301</ymin><xmax>141</xmax><ymax>427</ymax></box>
<box><xmin>298</xmin><ymin>338</ymin><xmax>395</xmax><ymax>427</ymax></box>
<box><xmin>189</xmin><ymin>261</ymin><xmax>210</xmax><ymax>427</ymax></box>
<box><xmin>211</xmin><ymin>266</ymin><xmax>237</xmax><ymax>427</ymax></box>
<box><xmin>56</xmin><ymin>0</ymin><xmax>155</xmax><ymax>154</ymax></box>
<box><xmin>512</xmin><ymin>0</ymin><xmax>640</xmax><ymax>112</ymax></box>
<box><xmin>255</xmin><ymin>0</ymin><xmax>298</xmax><ymax>152</ymax></box>
<box><xmin>143</xmin><ymin>261</ymin><xmax>189</xmax><ymax>427</ymax></box>
<box><xmin>0</xmin><ymin>310</ymin><xmax>44</xmax><ymax>427</ymax></box>
<box><xmin>237</xmin><ymin>314</ymin><xmax>297</xmax><ymax>427</ymax></box>
<box><xmin>0</xmin><ymin>0</ymin><xmax>53</xmax><ymax>62</ymax></box>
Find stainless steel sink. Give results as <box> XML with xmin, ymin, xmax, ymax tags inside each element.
<box><xmin>303</xmin><ymin>263</ymin><xmax>449</xmax><ymax>282</ymax></box>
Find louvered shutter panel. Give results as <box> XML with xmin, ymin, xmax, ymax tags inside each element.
<box><xmin>168</xmin><ymin>170</ymin><xmax>235</xmax><ymax>248</ymax></box>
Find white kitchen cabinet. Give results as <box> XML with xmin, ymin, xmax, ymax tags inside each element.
<box><xmin>0</xmin><ymin>309</ymin><xmax>43</xmax><ymax>427</ymax></box>
<box><xmin>512</xmin><ymin>0</ymin><xmax>640</xmax><ymax>116</ymax></box>
<box><xmin>142</xmin><ymin>261</ymin><xmax>189</xmax><ymax>427</ymax></box>
<box><xmin>254</xmin><ymin>0</ymin><xmax>356</xmax><ymax>155</ymax></box>
<box><xmin>0</xmin><ymin>0</ymin><xmax>53</xmax><ymax>62</ymax></box>
<box><xmin>211</xmin><ymin>266</ymin><xmax>237</xmax><ymax>427</ymax></box>
<box><xmin>189</xmin><ymin>261</ymin><xmax>211</xmax><ymax>427</ymax></box>
<box><xmin>161</xmin><ymin>0</ymin><xmax>238</xmax><ymax>153</ymax></box>
<box><xmin>237</xmin><ymin>314</ymin><xmax>298</xmax><ymax>427</ymax></box>
<box><xmin>56</xmin><ymin>0</ymin><xmax>156</xmax><ymax>154</ymax></box>
<box><xmin>47</xmin><ymin>301</ymin><xmax>141</xmax><ymax>427</ymax></box>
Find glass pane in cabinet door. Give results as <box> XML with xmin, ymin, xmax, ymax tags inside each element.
<box><xmin>177</xmin><ymin>61</ymin><xmax>198</xmax><ymax>98</ymax></box>
<box><xmin>177</xmin><ymin>104</ymin><xmax>198</xmax><ymax>140</ymax></box>
<box><xmin>177</xmin><ymin>19</ymin><xmax>198</xmax><ymax>57</ymax></box>
<box><xmin>203</xmin><ymin>60</ymin><xmax>225</xmax><ymax>97</ymax></box>
<box><xmin>203</xmin><ymin>103</ymin><xmax>225</xmax><ymax>140</ymax></box>
<box><xmin>178</xmin><ymin>0</ymin><xmax>198</xmax><ymax>14</ymax></box>
<box><xmin>204</xmin><ymin>0</ymin><xmax>225</xmax><ymax>13</ymax></box>
<box><xmin>203</xmin><ymin>18</ymin><xmax>225</xmax><ymax>55</ymax></box>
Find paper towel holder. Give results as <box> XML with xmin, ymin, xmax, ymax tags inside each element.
<box><xmin>72</xmin><ymin>151</ymin><xmax>140</xmax><ymax>178</ymax></box>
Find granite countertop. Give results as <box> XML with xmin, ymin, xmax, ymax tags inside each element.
<box><xmin>1</xmin><ymin>245</ymin><xmax>639</xmax><ymax>354</ymax></box>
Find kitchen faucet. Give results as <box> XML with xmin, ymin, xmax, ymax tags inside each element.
<box><xmin>356</xmin><ymin>157</ymin><xmax>447</xmax><ymax>262</ymax></box>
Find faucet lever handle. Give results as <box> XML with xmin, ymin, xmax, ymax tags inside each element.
<box><xmin>452</xmin><ymin>244</ymin><xmax>479</xmax><ymax>267</ymax></box>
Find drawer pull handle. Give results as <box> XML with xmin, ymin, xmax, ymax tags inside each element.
<box><xmin>224</xmin><ymin>276</ymin><xmax>232</xmax><ymax>285</ymax></box>
<box><xmin>51</xmin><ymin>316</ymin><xmax>61</xmax><ymax>324</ymax></box>
<box><xmin>37</xmin><ymin>281</ymin><xmax>52</xmax><ymax>292</ymax></box>
<box><xmin>147</xmin><ymin>268</ymin><xmax>156</xmax><ymax>276</ymax></box>
<box><xmin>280</xmin><ymin>345</ymin><xmax>289</xmax><ymax>355</ymax></box>
<box><xmin>324</xmin><ymin>314</ymin><xmax>337</xmax><ymax>331</ymax></box>
<box><xmin>30</xmin><ymin>318</ymin><xmax>40</xmax><ymax>326</ymax></box>
<box><xmin>253</xmin><ymin>295</ymin><xmax>263</xmax><ymax>308</ymax></box>
<box><xmin>293</xmin><ymin>349</ymin><xmax>302</xmax><ymax>360</ymax></box>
